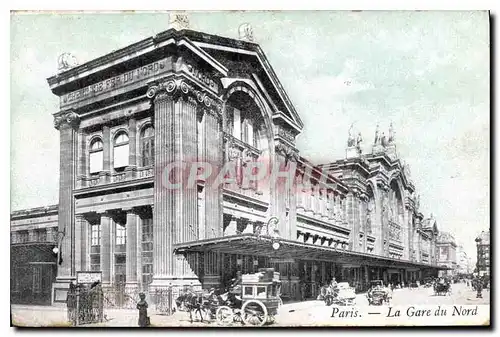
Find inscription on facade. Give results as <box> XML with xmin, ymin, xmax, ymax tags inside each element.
<box><xmin>185</xmin><ymin>63</ymin><xmax>218</xmax><ymax>92</ymax></box>
<box><xmin>61</xmin><ymin>57</ymin><xmax>171</xmax><ymax>107</ymax></box>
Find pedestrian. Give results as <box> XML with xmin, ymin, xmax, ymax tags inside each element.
<box><xmin>137</xmin><ymin>293</ymin><xmax>150</xmax><ymax>327</ymax></box>
<box><xmin>66</xmin><ymin>282</ymin><xmax>77</xmax><ymax>325</ymax></box>
<box><xmin>299</xmin><ymin>279</ymin><xmax>306</xmax><ymax>301</ymax></box>
<box><xmin>476</xmin><ymin>278</ymin><xmax>483</xmax><ymax>298</ymax></box>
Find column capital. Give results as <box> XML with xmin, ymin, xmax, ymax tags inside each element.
<box><xmin>54</xmin><ymin>109</ymin><xmax>80</xmax><ymax>130</ymax></box>
<box><xmin>146</xmin><ymin>77</ymin><xmax>223</xmax><ymax>115</ymax></box>
<box><xmin>275</xmin><ymin>141</ymin><xmax>299</xmax><ymax>162</ymax></box>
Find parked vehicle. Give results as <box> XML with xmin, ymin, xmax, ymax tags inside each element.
<box><xmin>367</xmin><ymin>280</ymin><xmax>391</xmax><ymax>306</ymax></box>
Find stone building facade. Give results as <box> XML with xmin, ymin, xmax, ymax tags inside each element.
<box><xmin>475</xmin><ymin>230</ymin><xmax>490</xmax><ymax>276</ymax></box>
<box><xmin>436</xmin><ymin>231</ymin><xmax>458</xmax><ymax>277</ymax></box>
<box><xmin>11</xmin><ymin>27</ymin><xmax>444</xmax><ymax>305</ymax></box>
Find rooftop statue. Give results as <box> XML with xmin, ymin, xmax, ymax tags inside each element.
<box><xmin>356</xmin><ymin>132</ymin><xmax>363</xmax><ymax>150</ymax></box>
<box><xmin>380</xmin><ymin>132</ymin><xmax>387</xmax><ymax>147</ymax></box>
<box><xmin>347</xmin><ymin>123</ymin><xmax>355</xmax><ymax>147</ymax></box>
<box><xmin>374</xmin><ymin>124</ymin><xmax>380</xmax><ymax>145</ymax></box>
<box><xmin>57</xmin><ymin>53</ymin><xmax>78</xmax><ymax>72</ymax></box>
<box><xmin>169</xmin><ymin>13</ymin><xmax>190</xmax><ymax>30</ymax></box>
<box><xmin>388</xmin><ymin>122</ymin><xmax>395</xmax><ymax>143</ymax></box>
<box><xmin>238</xmin><ymin>23</ymin><xmax>254</xmax><ymax>42</ymax></box>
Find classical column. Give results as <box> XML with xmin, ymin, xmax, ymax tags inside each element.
<box><xmin>53</xmin><ymin>110</ymin><xmax>80</xmax><ymax>283</ymax></box>
<box><xmin>77</xmin><ymin>129</ymin><xmax>87</xmax><ymax>188</ymax></box>
<box><xmin>203</xmin><ymin>108</ymin><xmax>223</xmax><ymax>239</ymax></box>
<box><xmin>74</xmin><ymin>214</ymin><xmax>88</xmax><ymax>273</ymax></box>
<box><xmin>81</xmin><ymin>219</ymin><xmax>90</xmax><ymax>271</ymax></box>
<box><xmin>125</xmin><ymin>208</ymin><xmax>139</xmax><ymax>288</ymax></box>
<box><xmin>148</xmin><ymin>78</ymin><xmax>219</xmax><ymax>289</ymax></box>
<box><xmin>100</xmin><ymin>212</ymin><xmax>112</xmax><ymax>285</ymax></box>
<box><xmin>346</xmin><ymin>192</ymin><xmax>359</xmax><ymax>251</ymax></box>
<box><xmin>273</xmin><ymin>142</ymin><xmax>298</xmax><ymax>240</ymax></box>
<box><xmin>126</xmin><ymin>118</ymin><xmax>137</xmax><ymax>179</ymax></box>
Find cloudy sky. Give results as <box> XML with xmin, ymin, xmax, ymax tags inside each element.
<box><xmin>10</xmin><ymin>11</ymin><xmax>489</xmax><ymax>259</ymax></box>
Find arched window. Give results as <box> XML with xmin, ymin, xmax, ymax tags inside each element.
<box><xmin>89</xmin><ymin>138</ymin><xmax>103</xmax><ymax>174</ymax></box>
<box><xmin>141</xmin><ymin>126</ymin><xmax>154</xmax><ymax>167</ymax></box>
<box><xmin>113</xmin><ymin>132</ymin><xmax>129</xmax><ymax>170</ymax></box>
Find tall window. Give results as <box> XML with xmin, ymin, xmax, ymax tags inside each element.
<box><xmin>91</xmin><ymin>224</ymin><xmax>101</xmax><ymax>246</ymax></box>
<box><xmin>89</xmin><ymin>138</ymin><xmax>103</xmax><ymax>174</ymax></box>
<box><xmin>90</xmin><ymin>224</ymin><xmax>101</xmax><ymax>271</ymax></box>
<box><xmin>242</xmin><ymin>119</ymin><xmax>255</xmax><ymax>147</ymax></box>
<box><xmin>116</xmin><ymin>224</ymin><xmax>126</xmax><ymax>245</ymax></box>
<box><xmin>141</xmin><ymin>126</ymin><xmax>154</xmax><ymax>167</ymax></box>
<box><xmin>232</xmin><ymin>108</ymin><xmax>241</xmax><ymax>139</ymax></box>
<box><xmin>113</xmin><ymin>132</ymin><xmax>129</xmax><ymax>170</ymax></box>
<box><xmin>142</xmin><ymin>218</ymin><xmax>153</xmax><ymax>286</ymax></box>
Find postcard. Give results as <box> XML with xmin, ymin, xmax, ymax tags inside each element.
<box><xmin>10</xmin><ymin>10</ymin><xmax>490</xmax><ymax>327</ymax></box>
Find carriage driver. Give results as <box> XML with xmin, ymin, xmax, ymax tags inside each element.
<box><xmin>228</xmin><ymin>271</ymin><xmax>243</xmax><ymax>306</ymax></box>
<box><xmin>330</xmin><ymin>278</ymin><xmax>339</xmax><ymax>296</ymax></box>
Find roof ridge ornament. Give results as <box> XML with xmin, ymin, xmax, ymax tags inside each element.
<box><xmin>169</xmin><ymin>12</ymin><xmax>190</xmax><ymax>30</ymax></box>
<box><xmin>238</xmin><ymin>23</ymin><xmax>254</xmax><ymax>42</ymax></box>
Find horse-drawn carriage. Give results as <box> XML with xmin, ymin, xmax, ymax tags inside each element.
<box><xmin>433</xmin><ymin>279</ymin><xmax>452</xmax><ymax>296</ymax></box>
<box><xmin>215</xmin><ymin>269</ymin><xmax>282</xmax><ymax>326</ymax></box>
<box><xmin>175</xmin><ymin>269</ymin><xmax>282</xmax><ymax>326</ymax></box>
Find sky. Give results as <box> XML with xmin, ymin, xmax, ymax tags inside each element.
<box><xmin>10</xmin><ymin>11</ymin><xmax>489</xmax><ymax>260</ymax></box>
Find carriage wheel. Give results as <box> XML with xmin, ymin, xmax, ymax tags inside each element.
<box><xmin>215</xmin><ymin>306</ymin><xmax>234</xmax><ymax>326</ymax></box>
<box><xmin>242</xmin><ymin>300</ymin><xmax>268</xmax><ymax>327</ymax></box>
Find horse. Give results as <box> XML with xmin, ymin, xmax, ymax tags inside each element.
<box><xmin>176</xmin><ymin>288</ymin><xmax>220</xmax><ymax>323</ymax></box>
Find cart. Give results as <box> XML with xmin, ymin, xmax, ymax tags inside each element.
<box><xmin>215</xmin><ymin>269</ymin><xmax>281</xmax><ymax>326</ymax></box>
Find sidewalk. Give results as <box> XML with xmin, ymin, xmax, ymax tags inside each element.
<box><xmin>11</xmin><ymin>300</ymin><xmax>324</xmax><ymax>327</ymax></box>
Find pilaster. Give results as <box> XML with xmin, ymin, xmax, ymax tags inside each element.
<box><xmin>273</xmin><ymin>141</ymin><xmax>299</xmax><ymax>240</ymax></box>
<box><xmin>102</xmin><ymin>125</ymin><xmax>111</xmax><ymax>183</ymax></box>
<box><xmin>126</xmin><ymin>118</ymin><xmax>137</xmax><ymax>179</ymax></box>
<box><xmin>202</xmin><ymin>107</ymin><xmax>223</xmax><ymax>239</ymax></box>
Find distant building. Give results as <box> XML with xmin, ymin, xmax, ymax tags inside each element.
<box><xmin>475</xmin><ymin>230</ymin><xmax>490</xmax><ymax>276</ymax></box>
<box><xmin>456</xmin><ymin>245</ymin><xmax>469</xmax><ymax>275</ymax></box>
<box><xmin>436</xmin><ymin>231</ymin><xmax>457</xmax><ymax>277</ymax></box>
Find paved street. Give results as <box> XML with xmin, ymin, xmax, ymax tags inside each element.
<box><xmin>11</xmin><ymin>283</ymin><xmax>489</xmax><ymax>327</ymax></box>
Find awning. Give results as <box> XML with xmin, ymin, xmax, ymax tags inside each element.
<box><xmin>174</xmin><ymin>233</ymin><xmax>447</xmax><ymax>270</ymax></box>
